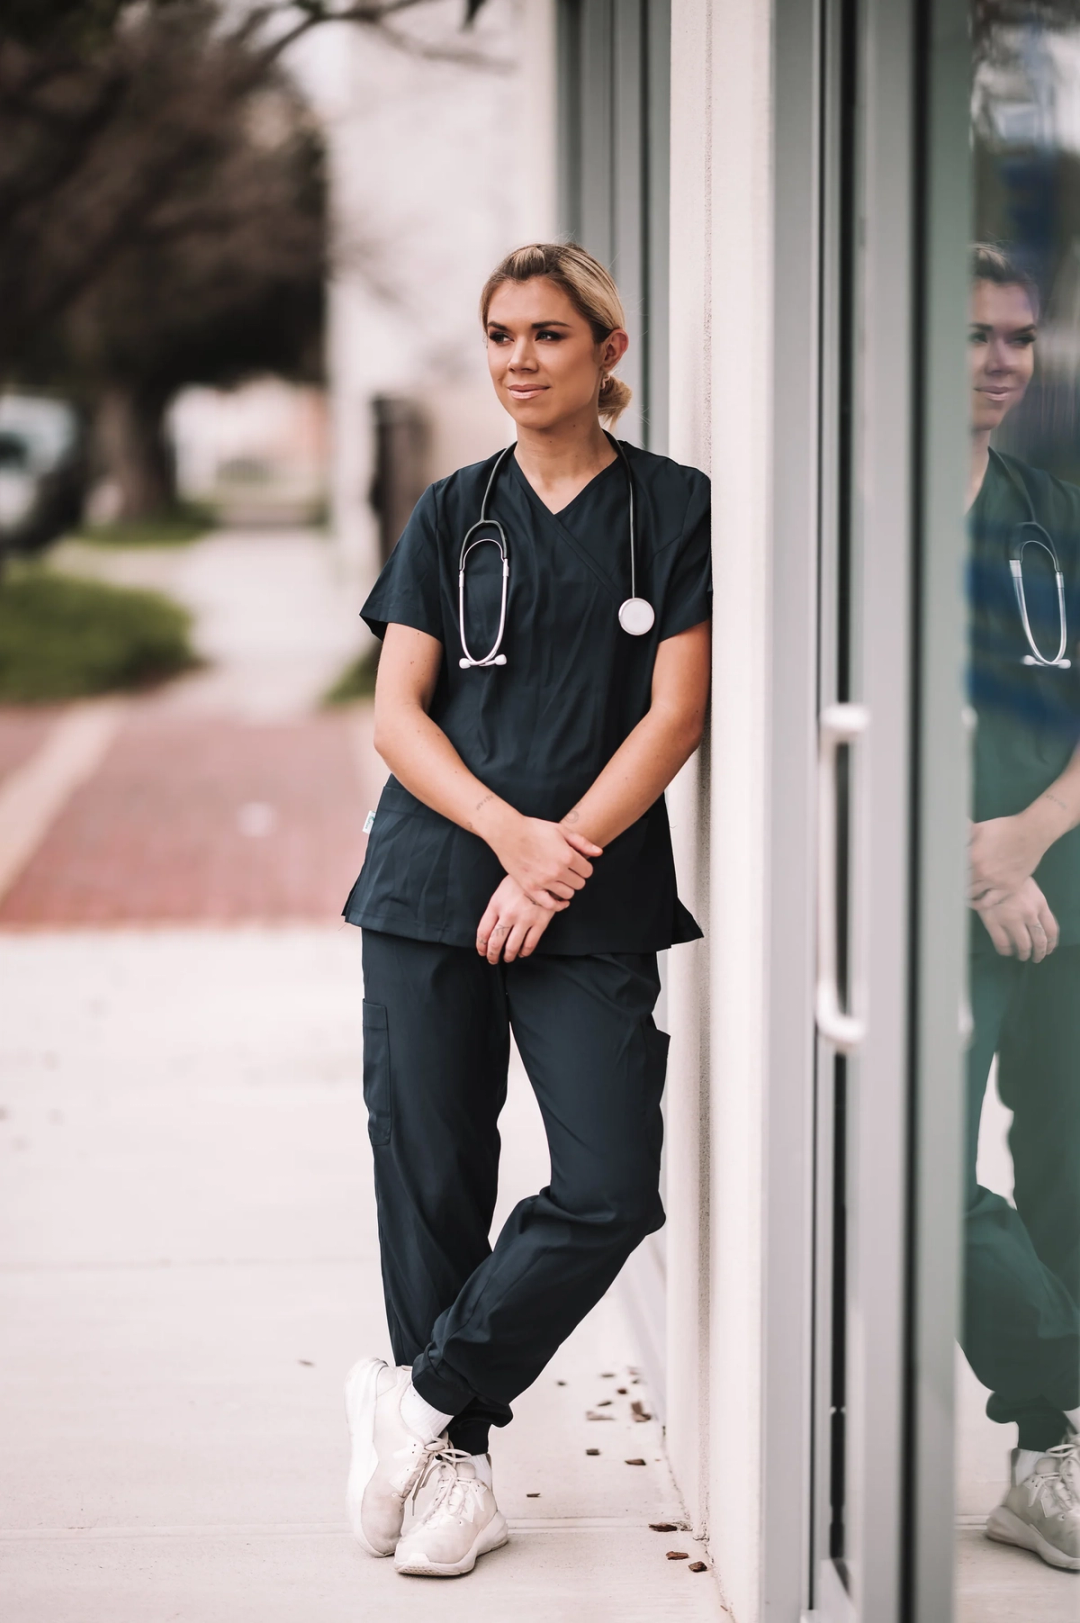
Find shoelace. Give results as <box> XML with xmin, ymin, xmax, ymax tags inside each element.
<box><xmin>411</xmin><ymin>1444</ymin><xmax>483</xmax><ymax>1524</ymax></box>
<box><xmin>1031</xmin><ymin>1435</ymin><xmax>1080</xmax><ymax>1515</ymax></box>
<box><xmin>397</xmin><ymin>1432</ymin><xmax>450</xmax><ymax>1498</ymax></box>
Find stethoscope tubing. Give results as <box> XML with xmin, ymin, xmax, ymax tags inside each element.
<box><xmin>457</xmin><ymin>444</ymin><xmax>515</xmax><ymax>670</ymax></box>
<box><xmin>999</xmin><ymin>453</ymin><xmax>1072</xmax><ymax>670</ymax></box>
<box><xmin>456</xmin><ymin>433</ymin><xmax>642</xmax><ymax>670</ymax></box>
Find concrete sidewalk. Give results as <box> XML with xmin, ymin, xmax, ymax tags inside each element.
<box><xmin>0</xmin><ymin>929</ymin><xmax>724</xmax><ymax>1623</ymax></box>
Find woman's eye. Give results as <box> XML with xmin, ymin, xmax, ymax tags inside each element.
<box><xmin>536</xmin><ymin>330</ymin><xmax>562</xmax><ymax>342</ymax></box>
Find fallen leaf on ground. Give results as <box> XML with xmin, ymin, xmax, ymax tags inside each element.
<box><xmin>526</xmin><ymin>1492</ymin><xmax>540</xmax><ymax>1498</ymax></box>
<box><xmin>596</xmin><ymin>1398</ymin><xmax>613</xmax><ymax>1406</ymax></box>
<box><xmin>625</xmin><ymin>1458</ymin><xmax>646</xmax><ymax>1466</ymax></box>
<box><xmin>689</xmin><ymin>1562</ymin><xmax>708</xmax><ymax>1573</ymax></box>
<box><xmin>586</xmin><ymin>1410</ymin><xmax>615</xmax><ymax>1420</ymax></box>
<box><xmin>631</xmin><ymin>1400</ymin><xmax>653</xmax><ymax>1421</ymax></box>
<box><xmin>649</xmin><ymin>1523</ymin><xmax>677</xmax><ymax>1532</ymax></box>
<box><xmin>666</xmin><ymin>1551</ymin><xmax>689</xmax><ymax>1560</ymax></box>
<box><xmin>585</xmin><ymin>1448</ymin><xmax>600</xmax><ymax>1456</ymax></box>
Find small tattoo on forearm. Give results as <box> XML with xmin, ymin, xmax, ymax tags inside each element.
<box><xmin>467</xmin><ymin>792</ymin><xmax>496</xmax><ymax>834</ymax></box>
<box><xmin>563</xmin><ymin>805</ymin><xmax>581</xmax><ymax>825</ymax></box>
<box><xmin>1043</xmin><ymin>791</ymin><xmax>1069</xmax><ymax>814</ymax></box>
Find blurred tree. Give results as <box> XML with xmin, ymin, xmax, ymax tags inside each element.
<box><xmin>0</xmin><ymin>0</ymin><xmax>499</xmax><ymax>523</ymax></box>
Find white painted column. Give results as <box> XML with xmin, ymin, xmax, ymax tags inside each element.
<box><xmin>665</xmin><ymin>0</ymin><xmax>714</xmax><ymax>1545</ymax></box>
<box><xmin>666</xmin><ymin>2</ymin><xmax>775</xmax><ymax>1617</ymax></box>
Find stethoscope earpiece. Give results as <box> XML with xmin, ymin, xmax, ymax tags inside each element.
<box><xmin>457</xmin><ymin>435</ymin><xmax>654</xmax><ymax>670</ymax></box>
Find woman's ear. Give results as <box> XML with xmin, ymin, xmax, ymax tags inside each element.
<box><xmin>601</xmin><ymin>327</ymin><xmax>630</xmax><ymax>370</ymax></box>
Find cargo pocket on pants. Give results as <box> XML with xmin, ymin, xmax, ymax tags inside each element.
<box><xmin>362</xmin><ymin>1000</ymin><xmax>392</xmax><ymax>1146</ymax></box>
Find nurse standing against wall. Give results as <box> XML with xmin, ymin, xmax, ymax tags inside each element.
<box><xmin>340</xmin><ymin>243</ymin><xmax>712</xmax><ymax>1579</ymax></box>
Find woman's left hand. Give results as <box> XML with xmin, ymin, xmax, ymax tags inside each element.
<box><xmin>477</xmin><ymin>876</ymin><xmax>568</xmax><ymax>963</ymax></box>
<box><xmin>968</xmin><ymin>813</ymin><xmax>1047</xmax><ymax>906</ymax></box>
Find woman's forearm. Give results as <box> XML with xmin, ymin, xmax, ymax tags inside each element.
<box><xmin>560</xmin><ymin>702</ymin><xmax>704</xmax><ymax>847</ymax></box>
<box><xmin>1022</xmin><ymin>740</ymin><xmax>1080</xmax><ymax>852</ymax></box>
<box><xmin>374</xmin><ymin>700</ymin><xmax>519</xmax><ymax>848</ymax></box>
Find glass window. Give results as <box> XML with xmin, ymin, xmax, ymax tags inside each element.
<box><xmin>959</xmin><ymin>7</ymin><xmax>1080</xmax><ymax>1613</ymax></box>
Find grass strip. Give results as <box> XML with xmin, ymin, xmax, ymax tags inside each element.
<box><xmin>0</xmin><ymin>568</ymin><xmax>199</xmax><ymax>702</ymax></box>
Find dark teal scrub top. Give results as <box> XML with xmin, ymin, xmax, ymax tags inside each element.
<box><xmin>969</xmin><ymin>448</ymin><xmax>1080</xmax><ymax>951</ymax></box>
<box><xmin>343</xmin><ymin>440</ymin><xmax>712</xmax><ymax>954</ymax></box>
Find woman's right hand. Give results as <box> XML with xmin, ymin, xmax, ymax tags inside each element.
<box><xmin>973</xmin><ymin>877</ymin><xmax>1059</xmax><ymax>962</ymax></box>
<box><xmin>489</xmin><ymin>813</ymin><xmax>603</xmax><ymax>908</ymax></box>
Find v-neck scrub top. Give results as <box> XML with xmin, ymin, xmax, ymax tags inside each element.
<box><xmin>969</xmin><ymin>448</ymin><xmax>1080</xmax><ymax>952</ymax></box>
<box><xmin>343</xmin><ymin>440</ymin><xmax>712</xmax><ymax>954</ymax></box>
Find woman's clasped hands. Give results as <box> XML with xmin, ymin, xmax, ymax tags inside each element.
<box><xmin>477</xmin><ymin>814</ymin><xmax>603</xmax><ymax>962</ymax></box>
<box><xmin>970</xmin><ymin>815</ymin><xmax>1059</xmax><ymax>961</ymax></box>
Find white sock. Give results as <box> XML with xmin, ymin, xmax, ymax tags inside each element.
<box><xmin>399</xmin><ymin>1380</ymin><xmax>453</xmax><ymax>1443</ymax></box>
<box><xmin>469</xmin><ymin>1452</ymin><xmax>493</xmax><ymax>1490</ymax></box>
<box><xmin>1064</xmin><ymin>1406</ymin><xmax>1080</xmax><ymax>1435</ymax></box>
<box><xmin>1015</xmin><ymin>1448</ymin><xmax>1043</xmax><ymax>1484</ymax></box>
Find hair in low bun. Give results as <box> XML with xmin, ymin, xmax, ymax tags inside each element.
<box><xmin>480</xmin><ymin>241</ymin><xmax>633</xmax><ymax>427</ymax></box>
<box><xmin>597</xmin><ymin>372</ymin><xmax>633</xmax><ymax>424</ymax></box>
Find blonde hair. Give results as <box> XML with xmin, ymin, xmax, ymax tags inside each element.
<box><xmin>480</xmin><ymin>242</ymin><xmax>632</xmax><ymax>426</ymax></box>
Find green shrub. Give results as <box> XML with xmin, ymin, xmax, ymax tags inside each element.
<box><xmin>324</xmin><ymin>644</ymin><xmax>380</xmax><ymax>705</ymax></box>
<box><xmin>72</xmin><ymin>502</ymin><xmax>215</xmax><ymax>548</ymax></box>
<box><xmin>0</xmin><ymin>568</ymin><xmax>199</xmax><ymax>701</ymax></box>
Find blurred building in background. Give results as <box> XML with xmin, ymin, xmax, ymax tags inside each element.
<box><xmin>170</xmin><ymin>380</ymin><xmax>329</xmax><ymax>528</ymax></box>
<box><xmin>294</xmin><ymin>0</ymin><xmax>555</xmax><ymax>583</ymax></box>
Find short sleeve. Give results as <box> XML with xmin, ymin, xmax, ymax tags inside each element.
<box><xmin>360</xmin><ymin>485</ymin><xmax>443</xmax><ymax>642</ymax></box>
<box><xmin>655</xmin><ymin>471</ymin><xmax>712</xmax><ymax>641</ymax></box>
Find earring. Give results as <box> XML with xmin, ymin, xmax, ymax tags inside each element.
<box><xmin>598</xmin><ymin>373</ymin><xmax>607</xmax><ymax>393</ymax></box>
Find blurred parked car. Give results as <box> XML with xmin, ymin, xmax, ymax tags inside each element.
<box><xmin>0</xmin><ymin>395</ymin><xmax>87</xmax><ymax>553</ymax></box>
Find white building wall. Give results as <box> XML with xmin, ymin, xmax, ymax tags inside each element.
<box><xmin>666</xmin><ymin>3</ymin><xmax>775</xmax><ymax>1618</ymax></box>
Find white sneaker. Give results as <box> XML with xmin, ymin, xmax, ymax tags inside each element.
<box><xmin>394</xmin><ymin>1446</ymin><xmax>509</xmax><ymax>1577</ymax></box>
<box><xmin>986</xmin><ymin>1436</ymin><xmax>1080</xmax><ymax>1571</ymax></box>
<box><xmin>344</xmin><ymin>1357</ymin><xmax>448</xmax><ymax>1557</ymax></box>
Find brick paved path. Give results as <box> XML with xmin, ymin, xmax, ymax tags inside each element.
<box><xmin>0</xmin><ymin>709</ymin><xmax>379</xmax><ymax>927</ymax></box>
<box><xmin>0</xmin><ymin>709</ymin><xmax>61</xmax><ymax>790</ymax></box>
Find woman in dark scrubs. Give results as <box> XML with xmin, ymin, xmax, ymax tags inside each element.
<box><xmin>341</xmin><ymin>243</ymin><xmax>711</xmax><ymax>1579</ymax></box>
<box><xmin>964</xmin><ymin>244</ymin><xmax>1080</xmax><ymax>1570</ymax></box>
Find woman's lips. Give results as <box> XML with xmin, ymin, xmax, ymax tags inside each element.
<box><xmin>507</xmin><ymin>384</ymin><xmax>547</xmax><ymax>398</ymax></box>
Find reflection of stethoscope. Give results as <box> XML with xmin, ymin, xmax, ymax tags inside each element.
<box><xmin>1001</xmin><ymin>456</ymin><xmax>1071</xmax><ymax>669</ymax></box>
<box><xmin>456</xmin><ymin>432</ymin><xmax>655</xmax><ymax>670</ymax></box>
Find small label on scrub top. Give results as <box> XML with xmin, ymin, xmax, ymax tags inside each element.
<box><xmin>363</xmin><ymin>810</ymin><xmax>375</xmax><ymax>834</ymax></box>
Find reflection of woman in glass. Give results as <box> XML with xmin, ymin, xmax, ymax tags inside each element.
<box><xmin>966</xmin><ymin>244</ymin><xmax>1080</xmax><ymax>1569</ymax></box>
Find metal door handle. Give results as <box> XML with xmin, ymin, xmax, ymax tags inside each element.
<box><xmin>816</xmin><ymin>702</ymin><xmax>869</xmax><ymax>1053</ymax></box>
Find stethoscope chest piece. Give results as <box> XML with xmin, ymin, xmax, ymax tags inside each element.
<box><xmin>618</xmin><ymin>596</ymin><xmax>655</xmax><ymax>636</ymax></box>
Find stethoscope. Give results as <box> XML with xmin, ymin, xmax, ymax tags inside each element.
<box><xmin>456</xmin><ymin>433</ymin><xmax>655</xmax><ymax>670</ymax></box>
<box><xmin>1000</xmin><ymin>454</ymin><xmax>1071</xmax><ymax>670</ymax></box>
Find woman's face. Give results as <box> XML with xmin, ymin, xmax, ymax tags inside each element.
<box><xmin>485</xmin><ymin>276</ymin><xmax>627</xmax><ymax>432</ymax></box>
<box><xmin>969</xmin><ymin>278</ymin><xmax>1037</xmax><ymax>433</ymax></box>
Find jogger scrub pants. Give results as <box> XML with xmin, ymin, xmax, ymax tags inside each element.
<box><xmin>360</xmin><ymin>929</ymin><xmax>670</xmax><ymax>1457</ymax></box>
<box><xmin>964</xmin><ymin>946</ymin><xmax>1080</xmax><ymax>1452</ymax></box>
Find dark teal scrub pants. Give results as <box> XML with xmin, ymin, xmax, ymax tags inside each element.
<box><xmin>965</xmin><ymin>946</ymin><xmax>1080</xmax><ymax>1451</ymax></box>
<box><xmin>360</xmin><ymin>929</ymin><xmax>669</xmax><ymax>1456</ymax></box>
